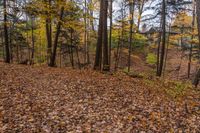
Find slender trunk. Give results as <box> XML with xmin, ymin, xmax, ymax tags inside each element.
<box><xmin>9</xmin><ymin>24</ymin><xmax>13</xmax><ymax>62</ymax></box>
<box><xmin>102</xmin><ymin>0</ymin><xmax>109</xmax><ymax>71</ymax></box>
<box><xmin>156</xmin><ymin>16</ymin><xmax>163</xmax><ymax>76</ymax></box>
<box><xmin>128</xmin><ymin>1</ymin><xmax>135</xmax><ymax>72</ymax></box>
<box><xmin>84</xmin><ymin>0</ymin><xmax>88</xmax><ymax>64</ymax></box>
<box><xmin>163</xmin><ymin>23</ymin><xmax>171</xmax><ymax>77</ymax></box>
<box><xmin>108</xmin><ymin>0</ymin><xmax>112</xmax><ymax>68</ymax></box>
<box><xmin>89</xmin><ymin>0</ymin><xmax>95</xmax><ymax>32</ymax></box>
<box><xmin>49</xmin><ymin>6</ymin><xmax>64</xmax><ymax>67</ymax></box>
<box><xmin>1</xmin><ymin>30</ymin><xmax>5</xmax><ymax>60</ymax></box>
<box><xmin>157</xmin><ymin>0</ymin><xmax>166</xmax><ymax>77</ymax></box>
<box><xmin>188</xmin><ymin>0</ymin><xmax>196</xmax><ymax>78</ymax></box>
<box><xmin>115</xmin><ymin>31</ymin><xmax>121</xmax><ymax>70</ymax></box>
<box><xmin>31</xmin><ymin>17</ymin><xmax>35</xmax><ymax>65</ymax></box>
<box><xmin>193</xmin><ymin>0</ymin><xmax>200</xmax><ymax>86</ymax></box>
<box><xmin>46</xmin><ymin>0</ymin><xmax>52</xmax><ymax>65</ymax></box>
<box><xmin>118</xmin><ymin>2</ymin><xmax>125</xmax><ymax>69</ymax></box>
<box><xmin>70</xmin><ymin>29</ymin><xmax>74</xmax><ymax>68</ymax></box>
<box><xmin>3</xmin><ymin>0</ymin><xmax>10</xmax><ymax>63</ymax></box>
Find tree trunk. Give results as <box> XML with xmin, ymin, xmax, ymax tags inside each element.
<box><xmin>109</xmin><ymin>0</ymin><xmax>113</xmax><ymax>68</ymax></box>
<box><xmin>102</xmin><ymin>0</ymin><xmax>109</xmax><ymax>71</ymax></box>
<box><xmin>157</xmin><ymin>0</ymin><xmax>166</xmax><ymax>77</ymax></box>
<box><xmin>3</xmin><ymin>0</ymin><xmax>10</xmax><ymax>63</ymax></box>
<box><xmin>115</xmin><ymin>31</ymin><xmax>121</xmax><ymax>70</ymax></box>
<box><xmin>31</xmin><ymin>17</ymin><xmax>35</xmax><ymax>65</ymax></box>
<box><xmin>46</xmin><ymin>0</ymin><xmax>52</xmax><ymax>65</ymax></box>
<box><xmin>94</xmin><ymin>0</ymin><xmax>108</xmax><ymax>70</ymax></box>
<box><xmin>49</xmin><ymin>6</ymin><xmax>64</xmax><ymax>67</ymax></box>
<box><xmin>193</xmin><ymin>0</ymin><xmax>200</xmax><ymax>87</ymax></box>
<box><xmin>163</xmin><ymin>23</ymin><xmax>171</xmax><ymax>77</ymax></box>
<box><xmin>84</xmin><ymin>0</ymin><xmax>89</xmax><ymax>64</ymax></box>
<box><xmin>188</xmin><ymin>0</ymin><xmax>196</xmax><ymax>78</ymax></box>
<box><xmin>94</xmin><ymin>0</ymin><xmax>103</xmax><ymax>70</ymax></box>
<box><xmin>128</xmin><ymin>0</ymin><xmax>135</xmax><ymax>72</ymax></box>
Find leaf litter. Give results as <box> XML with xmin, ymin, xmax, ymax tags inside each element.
<box><xmin>0</xmin><ymin>62</ymin><xmax>199</xmax><ymax>132</ymax></box>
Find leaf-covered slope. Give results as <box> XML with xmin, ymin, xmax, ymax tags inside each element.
<box><xmin>0</xmin><ymin>63</ymin><xmax>199</xmax><ymax>132</ymax></box>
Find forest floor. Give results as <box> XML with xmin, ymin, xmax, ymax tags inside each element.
<box><xmin>0</xmin><ymin>62</ymin><xmax>200</xmax><ymax>132</ymax></box>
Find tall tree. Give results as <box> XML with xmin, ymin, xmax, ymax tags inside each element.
<box><xmin>109</xmin><ymin>0</ymin><xmax>113</xmax><ymax>67</ymax></box>
<box><xmin>128</xmin><ymin>0</ymin><xmax>135</xmax><ymax>72</ymax></box>
<box><xmin>94</xmin><ymin>0</ymin><xmax>109</xmax><ymax>71</ymax></box>
<box><xmin>3</xmin><ymin>0</ymin><xmax>10</xmax><ymax>63</ymax></box>
<box><xmin>84</xmin><ymin>0</ymin><xmax>90</xmax><ymax>64</ymax></box>
<box><xmin>49</xmin><ymin>6</ymin><xmax>64</xmax><ymax>67</ymax></box>
<box><xmin>193</xmin><ymin>0</ymin><xmax>200</xmax><ymax>87</ymax></box>
<box><xmin>157</xmin><ymin>0</ymin><xmax>166</xmax><ymax>77</ymax></box>
<box><xmin>46</xmin><ymin>0</ymin><xmax>52</xmax><ymax>65</ymax></box>
<box><xmin>188</xmin><ymin>0</ymin><xmax>196</xmax><ymax>78</ymax></box>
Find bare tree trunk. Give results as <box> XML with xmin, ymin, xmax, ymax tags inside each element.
<box><xmin>70</xmin><ymin>29</ymin><xmax>74</xmax><ymax>68</ymax></box>
<box><xmin>94</xmin><ymin>0</ymin><xmax>109</xmax><ymax>70</ymax></box>
<box><xmin>102</xmin><ymin>0</ymin><xmax>109</xmax><ymax>71</ymax></box>
<box><xmin>89</xmin><ymin>0</ymin><xmax>95</xmax><ymax>32</ymax></box>
<box><xmin>128</xmin><ymin>0</ymin><xmax>135</xmax><ymax>72</ymax></box>
<box><xmin>156</xmin><ymin>16</ymin><xmax>163</xmax><ymax>76</ymax></box>
<box><xmin>157</xmin><ymin>0</ymin><xmax>166</xmax><ymax>77</ymax></box>
<box><xmin>115</xmin><ymin>32</ymin><xmax>121</xmax><ymax>71</ymax></box>
<box><xmin>84</xmin><ymin>0</ymin><xmax>88</xmax><ymax>64</ymax></box>
<box><xmin>49</xmin><ymin>6</ymin><xmax>64</xmax><ymax>67</ymax></box>
<box><xmin>109</xmin><ymin>0</ymin><xmax>113</xmax><ymax>69</ymax></box>
<box><xmin>46</xmin><ymin>0</ymin><xmax>52</xmax><ymax>65</ymax></box>
<box><xmin>1</xmin><ymin>30</ymin><xmax>5</xmax><ymax>60</ymax></box>
<box><xmin>94</xmin><ymin>0</ymin><xmax>103</xmax><ymax>70</ymax></box>
<box><xmin>31</xmin><ymin>17</ymin><xmax>35</xmax><ymax>65</ymax></box>
<box><xmin>163</xmin><ymin>23</ymin><xmax>171</xmax><ymax>77</ymax></box>
<box><xmin>188</xmin><ymin>0</ymin><xmax>196</xmax><ymax>78</ymax></box>
<box><xmin>193</xmin><ymin>0</ymin><xmax>200</xmax><ymax>87</ymax></box>
<box><xmin>3</xmin><ymin>0</ymin><xmax>10</xmax><ymax>63</ymax></box>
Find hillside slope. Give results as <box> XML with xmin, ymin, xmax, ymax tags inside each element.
<box><xmin>0</xmin><ymin>63</ymin><xmax>199</xmax><ymax>132</ymax></box>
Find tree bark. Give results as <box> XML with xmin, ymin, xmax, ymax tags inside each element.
<box><xmin>128</xmin><ymin>0</ymin><xmax>135</xmax><ymax>72</ymax></box>
<box><xmin>188</xmin><ymin>0</ymin><xmax>196</xmax><ymax>78</ymax></box>
<box><xmin>3</xmin><ymin>0</ymin><xmax>10</xmax><ymax>63</ymax></box>
<box><xmin>94</xmin><ymin>0</ymin><xmax>104</xmax><ymax>70</ymax></box>
<box><xmin>109</xmin><ymin>0</ymin><xmax>113</xmax><ymax>68</ymax></box>
<box><xmin>31</xmin><ymin>17</ymin><xmax>35</xmax><ymax>65</ymax></box>
<box><xmin>157</xmin><ymin>0</ymin><xmax>166</xmax><ymax>77</ymax></box>
<box><xmin>102</xmin><ymin>0</ymin><xmax>109</xmax><ymax>71</ymax></box>
<box><xmin>193</xmin><ymin>0</ymin><xmax>200</xmax><ymax>87</ymax></box>
<box><xmin>94</xmin><ymin>0</ymin><xmax>109</xmax><ymax>71</ymax></box>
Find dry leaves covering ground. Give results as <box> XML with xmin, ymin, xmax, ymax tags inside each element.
<box><xmin>0</xmin><ymin>62</ymin><xmax>199</xmax><ymax>133</ymax></box>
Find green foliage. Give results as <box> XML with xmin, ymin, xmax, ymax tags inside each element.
<box><xmin>111</xmin><ymin>24</ymin><xmax>147</xmax><ymax>50</ymax></box>
<box><xmin>133</xmin><ymin>33</ymin><xmax>148</xmax><ymax>49</ymax></box>
<box><xmin>164</xmin><ymin>81</ymin><xmax>192</xmax><ymax>98</ymax></box>
<box><xmin>146</xmin><ymin>53</ymin><xmax>157</xmax><ymax>65</ymax></box>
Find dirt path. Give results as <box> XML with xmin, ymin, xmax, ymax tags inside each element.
<box><xmin>0</xmin><ymin>63</ymin><xmax>199</xmax><ymax>132</ymax></box>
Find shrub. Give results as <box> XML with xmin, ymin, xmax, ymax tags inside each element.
<box><xmin>146</xmin><ymin>53</ymin><xmax>157</xmax><ymax>65</ymax></box>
